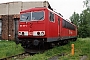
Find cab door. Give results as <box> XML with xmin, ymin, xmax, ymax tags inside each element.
<box><xmin>58</xmin><ymin>17</ymin><xmax>60</xmax><ymax>37</ymax></box>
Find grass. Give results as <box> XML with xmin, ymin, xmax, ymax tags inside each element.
<box><xmin>0</xmin><ymin>40</ymin><xmax>24</xmax><ymax>59</ymax></box>
<box><xmin>23</xmin><ymin>38</ymin><xmax>90</xmax><ymax>60</ymax></box>
<box><xmin>59</xmin><ymin>38</ymin><xmax>90</xmax><ymax>60</ymax></box>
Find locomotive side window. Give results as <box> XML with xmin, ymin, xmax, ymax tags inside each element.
<box><xmin>62</xmin><ymin>20</ymin><xmax>66</xmax><ymax>27</ymax></box>
<box><xmin>62</xmin><ymin>19</ymin><xmax>75</xmax><ymax>30</ymax></box>
<box><xmin>49</xmin><ymin>12</ymin><xmax>54</xmax><ymax>22</ymax></box>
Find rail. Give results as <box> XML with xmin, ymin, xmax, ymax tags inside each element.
<box><xmin>0</xmin><ymin>52</ymin><xmax>29</xmax><ymax>60</ymax></box>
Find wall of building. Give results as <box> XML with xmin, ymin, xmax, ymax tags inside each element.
<box><xmin>1</xmin><ymin>15</ymin><xmax>14</xmax><ymax>40</ymax></box>
<box><xmin>0</xmin><ymin>1</ymin><xmax>49</xmax><ymax>15</ymax></box>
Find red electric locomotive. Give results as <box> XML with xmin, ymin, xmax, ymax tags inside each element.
<box><xmin>17</xmin><ymin>7</ymin><xmax>77</xmax><ymax>53</ymax></box>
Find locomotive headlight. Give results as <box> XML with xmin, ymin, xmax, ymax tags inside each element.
<box><xmin>41</xmin><ymin>31</ymin><xmax>45</xmax><ymax>36</ymax></box>
<box><xmin>33</xmin><ymin>31</ymin><xmax>45</xmax><ymax>36</ymax></box>
<box><xmin>18</xmin><ymin>32</ymin><xmax>22</xmax><ymax>35</ymax></box>
<box><xmin>37</xmin><ymin>32</ymin><xmax>40</xmax><ymax>35</ymax></box>
<box><xmin>22</xmin><ymin>32</ymin><xmax>24</xmax><ymax>35</ymax></box>
<box><xmin>18</xmin><ymin>31</ymin><xmax>28</xmax><ymax>36</ymax></box>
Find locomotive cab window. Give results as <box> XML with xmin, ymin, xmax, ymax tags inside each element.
<box><xmin>49</xmin><ymin>12</ymin><xmax>54</xmax><ymax>22</ymax></box>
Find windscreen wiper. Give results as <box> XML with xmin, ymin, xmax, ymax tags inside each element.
<box><xmin>38</xmin><ymin>16</ymin><xmax>44</xmax><ymax>20</ymax></box>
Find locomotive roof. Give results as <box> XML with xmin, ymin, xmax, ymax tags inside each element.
<box><xmin>20</xmin><ymin>7</ymin><xmax>63</xmax><ymax>18</ymax></box>
<box><xmin>20</xmin><ymin>7</ymin><xmax>76</xmax><ymax>27</ymax></box>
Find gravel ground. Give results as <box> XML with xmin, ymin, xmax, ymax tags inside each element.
<box><xmin>49</xmin><ymin>56</ymin><xmax>59</xmax><ymax>60</ymax></box>
<box><xmin>49</xmin><ymin>54</ymin><xmax>88</xmax><ymax>60</ymax></box>
<box><xmin>80</xmin><ymin>55</ymin><xmax>87</xmax><ymax>60</ymax></box>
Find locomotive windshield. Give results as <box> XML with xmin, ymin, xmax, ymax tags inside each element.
<box><xmin>20</xmin><ymin>11</ymin><xmax>44</xmax><ymax>22</ymax></box>
<box><xmin>20</xmin><ymin>13</ymin><xmax>31</xmax><ymax>21</ymax></box>
<box><xmin>32</xmin><ymin>11</ymin><xmax>44</xmax><ymax>20</ymax></box>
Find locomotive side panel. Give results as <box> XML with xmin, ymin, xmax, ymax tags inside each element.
<box><xmin>60</xmin><ymin>19</ymin><xmax>77</xmax><ymax>40</ymax></box>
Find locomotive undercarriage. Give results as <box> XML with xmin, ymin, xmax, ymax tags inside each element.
<box><xmin>18</xmin><ymin>38</ymin><xmax>51</xmax><ymax>53</ymax></box>
<box><xmin>18</xmin><ymin>37</ymin><xmax>77</xmax><ymax>53</ymax></box>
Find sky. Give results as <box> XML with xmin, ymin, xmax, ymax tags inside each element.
<box><xmin>0</xmin><ymin>0</ymin><xmax>86</xmax><ymax>20</ymax></box>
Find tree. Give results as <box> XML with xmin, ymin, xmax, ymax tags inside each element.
<box><xmin>70</xmin><ymin>8</ymin><xmax>90</xmax><ymax>38</ymax></box>
<box><xmin>70</xmin><ymin>12</ymin><xmax>79</xmax><ymax>27</ymax></box>
<box><xmin>83</xmin><ymin>0</ymin><xmax>90</xmax><ymax>8</ymax></box>
<box><xmin>80</xmin><ymin>8</ymin><xmax>90</xmax><ymax>37</ymax></box>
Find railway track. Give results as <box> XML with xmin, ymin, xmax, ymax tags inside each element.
<box><xmin>48</xmin><ymin>53</ymin><xmax>67</xmax><ymax>60</ymax></box>
<box><xmin>0</xmin><ymin>52</ymin><xmax>30</xmax><ymax>60</ymax></box>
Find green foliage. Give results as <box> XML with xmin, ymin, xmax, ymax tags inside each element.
<box><xmin>0</xmin><ymin>40</ymin><xmax>24</xmax><ymax>58</ymax></box>
<box><xmin>84</xmin><ymin>0</ymin><xmax>90</xmax><ymax>8</ymax></box>
<box><xmin>70</xmin><ymin>8</ymin><xmax>90</xmax><ymax>38</ymax></box>
<box><xmin>70</xmin><ymin>12</ymin><xmax>79</xmax><ymax>27</ymax></box>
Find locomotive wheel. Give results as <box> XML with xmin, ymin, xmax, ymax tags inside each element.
<box><xmin>72</xmin><ymin>38</ymin><xmax>77</xmax><ymax>41</ymax></box>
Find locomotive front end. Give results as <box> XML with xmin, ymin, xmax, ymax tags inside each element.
<box><xmin>18</xmin><ymin>10</ymin><xmax>45</xmax><ymax>37</ymax></box>
<box><xmin>18</xmin><ymin>8</ymin><xmax>47</xmax><ymax>52</ymax></box>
